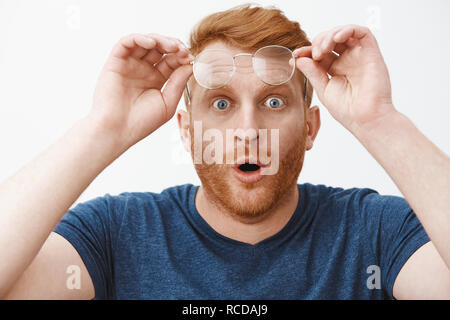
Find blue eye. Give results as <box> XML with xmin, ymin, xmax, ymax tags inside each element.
<box><xmin>265</xmin><ymin>97</ymin><xmax>284</xmax><ymax>109</ymax></box>
<box><xmin>212</xmin><ymin>98</ymin><xmax>230</xmax><ymax>110</ymax></box>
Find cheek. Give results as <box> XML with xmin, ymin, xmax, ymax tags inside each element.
<box><xmin>277</xmin><ymin>119</ymin><xmax>307</xmax><ymax>155</ymax></box>
<box><xmin>190</xmin><ymin>107</ymin><xmax>226</xmax><ymax>131</ymax></box>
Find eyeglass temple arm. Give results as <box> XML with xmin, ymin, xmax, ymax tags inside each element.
<box><xmin>185</xmin><ymin>78</ymin><xmax>308</xmax><ymax>106</ymax></box>
<box><xmin>303</xmin><ymin>77</ymin><xmax>308</xmax><ymax>103</ymax></box>
<box><xmin>186</xmin><ymin>82</ymin><xmax>191</xmax><ymax>105</ymax></box>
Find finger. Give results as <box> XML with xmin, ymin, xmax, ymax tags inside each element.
<box><xmin>146</xmin><ymin>33</ymin><xmax>181</xmax><ymax>54</ymax></box>
<box><xmin>295</xmin><ymin>48</ymin><xmax>338</xmax><ymax>75</ymax></box>
<box><xmin>142</xmin><ymin>49</ymin><xmax>163</xmax><ymax>65</ymax></box>
<box><xmin>320</xmin><ymin>29</ymin><xmax>343</xmax><ymax>58</ymax></box>
<box><xmin>154</xmin><ymin>54</ymin><xmax>177</xmax><ymax>79</ymax></box>
<box><xmin>111</xmin><ymin>34</ymin><xmax>157</xmax><ymax>59</ymax></box>
<box><xmin>154</xmin><ymin>51</ymin><xmax>193</xmax><ymax>80</ymax></box>
<box><xmin>293</xmin><ymin>36</ymin><xmax>348</xmax><ymax>58</ymax></box>
<box><xmin>122</xmin><ymin>33</ymin><xmax>181</xmax><ymax>61</ymax></box>
<box><xmin>162</xmin><ymin>64</ymin><xmax>193</xmax><ymax>119</ymax></box>
<box><xmin>333</xmin><ymin>24</ymin><xmax>371</xmax><ymax>44</ymax></box>
<box><xmin>296</xmin><ymin>57</ymin><xmax>329</xmax><ymax>99</ymax></box>
<box><xmin>333</xmin><ymin>43</ymin><xmax>347</xmax><ymax>55</ymax></box>
<box><xmin>314</xmin><ymin>27</ymin><xmax>344</xmax><ymax>61</ymax></box>
<box><xmin>293</xmin><ymin>46</ymin><xmax>312</xmax><ymax>59</ymax></box>
<box><xmin>141</xmin><ymin>35</ymin><xmax>187</xmax><ymax>64</ymax></box>
<box><xmin>311</xmin><ymin>30</ymin><xmax>328</xmax><ymax>60</ymax></box>
<box><xmin>317</xmin><ymin>51</ymin><xmax>339</xmax><ymax>75</ymax></box>
<box><xmin>157</xmin><ymin>35</ymin><xmax>190</xmax><ymax>59</ymax></box>
<box><xmin>332</xmin><ymin>41</ymin><xmax>357</xmax><ymax>56</ymax></box>
<box><xmin>172</xmin><ymin>38</ymin><xmax>190</xmax><ymax>56</ymax></box>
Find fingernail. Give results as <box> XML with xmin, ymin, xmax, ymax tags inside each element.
<box><xmin>178</xmin><ymin>42</ymin><xmax>188</xmax><ymax>51</ymax></box>
<box><xmin>334</xmin><ymin>31</ymin><xmax>342</xmax><ymax>42</ymax></box>
<box><xmin>169</xmin><ymin>40</ymin><xmax>178</xmax><ymax>50</ymax></box>
<box><xmin>312</xmin><ymin>47</ymin><xmax>320</xmax><ymax>59</ymax></box>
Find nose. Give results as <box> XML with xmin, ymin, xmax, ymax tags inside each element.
<box><xmin>234</xmin><ymin>102</ymin><xmax>259</xmax><ymax>143</ymax></box>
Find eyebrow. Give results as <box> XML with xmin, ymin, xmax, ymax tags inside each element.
<box><xmin>257</xmin><ymin>82</ymin><xmax>296</xmax><ymax>96</ymax></box>
<box><xmin>200</xmin><ymin>82</ymin><xmax>297</xmax><ymax>99</ymax></box>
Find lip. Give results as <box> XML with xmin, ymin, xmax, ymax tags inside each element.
<box><xmin>232</xmin><ymin>166</ymin><xmax>263</xmax><ymax>184</ymax></box>
<box><xmin>231</xmin><ymin>159</ymin><xmax>267</xmax><ymax>184</ymax></box>
<box><xmin>234</xmin><ymin>157</ymin><xmax>268</xmax><ymax>167</ymax></box>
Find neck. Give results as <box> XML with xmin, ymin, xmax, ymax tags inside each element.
<box><xmin>195</xmin><ymin>183</ymin><xmax>299</xmax><ymax>245</ymax></box>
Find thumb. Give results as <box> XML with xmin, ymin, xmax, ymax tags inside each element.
<box><xmin>162</xmin><ymin>64</ymin><xmax>193</xmax><ymax>119</ymax></box>
<box><xmin>296</xmin><ymin>57</ymin><xmax>329</xmax><ymax>99</ymax></box>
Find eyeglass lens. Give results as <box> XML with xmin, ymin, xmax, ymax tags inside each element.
<box><xmin>193</xmin><ymin>46</ymin><xmax>294</xmax><ymax>89</ymax></box>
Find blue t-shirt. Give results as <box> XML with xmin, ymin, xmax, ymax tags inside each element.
<box><xmin>54</xmin><ymin>183</ymin><xmax>430</xmax><ymax>299</ymax></box>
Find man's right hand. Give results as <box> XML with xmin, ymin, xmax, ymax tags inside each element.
<box><xmin>90</xmin><ymin>33</ymin><xmax>193</xmax><ymax>152</ymax></box>
<box><xmin>0</xmin><ymin>33</ymin><xmax>193</xmax><ymax>298</ymax></box>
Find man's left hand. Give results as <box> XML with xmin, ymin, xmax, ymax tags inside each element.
<box><xmin>294</xmin><ymin>24</ymin><xmax>395</xmax><ymax>134</ymax></box>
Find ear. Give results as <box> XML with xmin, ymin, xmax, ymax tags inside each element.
<box><xmin>305</xmin><ymin>105</ymin><xmax>321</xmax><ymax>151</ymax></box>
<box><xmin>177</xmin><ymin>109</ymin><xmax>191</xmax><ymax>153</ymax></box>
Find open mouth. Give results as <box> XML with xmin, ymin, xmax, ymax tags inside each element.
<box><xmin>238</xmin><ymin>163</ymin><xmax>261</xmax><ymax>172</ymax></box>
<box><xmin>232</xmin><ymin>161</ymin><xmax>264</xmax><ymax>183</ymax></box>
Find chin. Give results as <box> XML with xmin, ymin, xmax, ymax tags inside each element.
<box><xmin>229</xmin><ymin>190</ymin><xmax>278</xmax><ymax>219</ymax></box>
<box><xmin>198</xmin><ymin>166</ymin><xmax>284</xmax><ymax>219</ymax></box>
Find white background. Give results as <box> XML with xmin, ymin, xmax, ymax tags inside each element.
<box><xmin>0</xmin><ymin>0</ymin><xmax>449</xmax><ymax>205</ymax></box>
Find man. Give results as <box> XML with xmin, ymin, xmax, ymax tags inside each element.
<box><xmin>0</xmin><ymin>4</ymin><xmax>449</xmax><ymax>299</ymax></box>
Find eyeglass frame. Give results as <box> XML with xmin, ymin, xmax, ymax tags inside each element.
<box><xmin>185</xmin><ymin>45</ymin><xmax>308</xmax><ymax>105</ymax></box>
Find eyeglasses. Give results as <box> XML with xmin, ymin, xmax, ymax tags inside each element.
<box><xmin>185</xmin><ymin>45</ymin><xmax>308</xmax><ymax>104</ymax></box>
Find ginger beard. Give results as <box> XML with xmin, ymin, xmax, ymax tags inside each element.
<box><xmin>189</xmin><ymin>121</ymin><xmax>307</xmax><ymax>219</ymax></box>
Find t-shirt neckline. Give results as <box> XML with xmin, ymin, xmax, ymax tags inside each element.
<box><xmin>187</xmin><ymin>184</ymin><xmax>306</xmax><ymax>250</ymax></box>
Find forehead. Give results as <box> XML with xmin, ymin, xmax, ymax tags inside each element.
<box><xmin>200</xmin><ymin>40</ymin><xmax>255</xmax><ymax>55</ymax></box>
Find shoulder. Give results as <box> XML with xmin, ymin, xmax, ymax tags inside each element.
<box><xmin>119</xmin><ymin>183</ymin><xmax>197</xmax><ymax>214</ymax></box>
<box><xmin>299</xmin><ymin>182</ymin><xmax>379</xmax><ymax>206</ymax></box>
<box><xmin>66</xmin><ymin>184</ymin><xmax>197</xmax><ymax>226</ymax></box>
<box><xmin>108</xmin><ymin>183</ymin><xmax>197</xmax><ymax>204</ymax></box>
<box><xmin>298</xmin><ymin>182</ymin><xmax>410</xmax><ymax>218</ymax></box>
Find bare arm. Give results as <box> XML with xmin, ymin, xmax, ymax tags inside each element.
<box><xmin>354</xmin><ymin>110</ymin><xmax>450</xmax><ymax>299</ymax></box>
<box><xmin>355</xmin><ymin>108</ymin><xmax>450</xmax><ymax>268</ymax></box>
<box><xmin>295</xmin><ymin>24</ymin><xmax>450</xmax><ymax>298</ymax></box>
<box><xmin>0</xmin><ymin>33</ymin><xmax>192</xmax><ymax>298</ymax></box>
<box><xmin>0</xmin><ymin>116</ymin><xmax>117</xmax><ymax>298</ymax></box>
<box><xmin>4</xmin><ymin>233</ymin><xmax>95</xmax><ymax>299</ymax></box>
